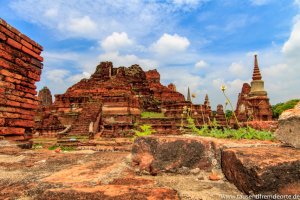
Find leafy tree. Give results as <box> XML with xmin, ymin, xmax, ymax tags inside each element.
<box><xmin>272</xmin><ymin>99</ymin><xmax>299</xmax><ymax>118</ymax></box>
<box><xmin>225</xmin><ymin>110</ymin><xmax>233</xmax><ymax>119</ymax></box>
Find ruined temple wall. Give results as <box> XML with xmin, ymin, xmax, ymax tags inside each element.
<box><xmin>0</xmin><ymin>18</ymin><xmax>43</xmax><ymax>139</ymax></box>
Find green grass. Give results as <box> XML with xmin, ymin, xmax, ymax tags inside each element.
<box><xmin>187</xmin><ymin>117</ymin><xmax>274</xmax><ymax>141</ymax></box>
<box><xmin>141</xmin><ymin>112</ymin><xmax>165</xmax><ymax>118</ymax></box>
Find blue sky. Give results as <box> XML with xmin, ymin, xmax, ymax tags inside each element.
<box><xmin>1</xmin><ymin>0</ymin><xmax>299</xmax><ymax>108</ymax></box>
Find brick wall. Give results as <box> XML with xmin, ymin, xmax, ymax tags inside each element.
<box><xmin>0</xmin><ymin>18</ymin><xmax>43</xmax><ymax>140</ymax></box>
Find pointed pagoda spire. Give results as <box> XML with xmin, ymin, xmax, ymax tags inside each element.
<box><xmin>252</xmin><ymin>54</ymin><xmax>262</xmax><ymax>81</ymax></box>
<box><xmin>204</xmin><ymin>94</ymin><xmax>210</xmax><ymax>107</ymax></box>
<box><xmin>187</xmin><ymin>87</ymin><xmax>191</xmax><ymax>102</ymax></box>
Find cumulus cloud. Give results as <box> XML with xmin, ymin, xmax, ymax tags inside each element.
<box><xmin>195</xmin><ymin>60</ymin><xmax>208</xmax><ymax>69</ymax></box>
<box><xmin>282</xmin><ymin>17</ymin><xmax>300</xmax><ymax>58</ymax></box>
<box><xmin>101</xmin><ymin>32</ymin><xmax>133</xmax><ymax>52</ymax></box>
<box><xmin>59</xmin><ymin>16</ymin><xmax>97</xmax><ymax>37</ymax></box>
<box><xmin>151</xmin><ymin>33</ymin><xmax>190</xmax><ymax>56</ymax></box>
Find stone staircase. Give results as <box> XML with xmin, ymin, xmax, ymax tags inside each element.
<box><xmin>69</xmin><ymin>101</ymin><xmax>102</xmax><ymax>135</ymax></box>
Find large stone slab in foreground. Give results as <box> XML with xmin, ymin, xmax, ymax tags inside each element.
<box><xmin>132</xmin><ymin>135</ymin><xmax>279</xmax><ymax>175</ymax></box>
<box><xmin>275</xmin><ymin>101</ymin><xmax>300</xmax><ymax>148</ymax></box>
<box><xmin>222</xmin><ymin>147</ymin><xmax>300</xmax><ymax>195</ymax></box>
<box><xmin>132</xmin><ymin>136</ymin><xmax>213</xmax><ymax>175</ymax></box>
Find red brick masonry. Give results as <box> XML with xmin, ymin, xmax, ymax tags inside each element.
<box><xmin>0</xmin><ymin>18</ymin><xmax>43</xmax><ymax>140</ymax></box>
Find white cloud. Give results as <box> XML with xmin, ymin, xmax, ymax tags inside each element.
<box><xmin>9</xmin><ymin>0</ymin><xmax>190</xmax><ymax>39</ymax></box>
<box><xmin>101</xmin><ymin>32</ymin><xmax>133</xmax><ymax>52</ymax></box>
<box><xmin>228</xmin><ymin>62</ymin><xmax>247</xmax><ymax>77</ymax></box>
<box><xmin>44</xmin><ymin>8</ymin><xmax>58</xmax><ymax>18</ymax></box>
<box><xmin>67</xmin><ymin>72</ymin><xmax>91</xmax><ymax>83</ymax></box>
<box><xmin>160</xmin><ymin>67</ymin><xmax>204</xmax><ymax>101</ymax></box>
<box><xmin>45</xmin><ymin>69</ymin><xmax>70</xmax><ymax>83</ymax></box>
<box><xmin>282</xmin><ymin>17</ymin><xmax>300</xmax><ymax>58</ymax></box>
<box><xmin>59</xmin><ymin>16</ymin><xmax>97</xmax><ymax>37</ymax></box>
<box><xmin>195</xmin><ymin>60</ymin><xmax>208</xmax><ymax>69</ymax></box>
<box><xmin>98</xmin><ymin>51</ymin><xmax>158</xmax><ymax>70</ymax></box>
<box><xmin>151</xmin><ymin>33</ymin><xmax>190</xmax><ymax>56</ymax></box>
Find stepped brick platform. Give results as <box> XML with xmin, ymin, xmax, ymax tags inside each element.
<box><xmin>0</xmin><ymin>18</ymin><xmax>43</xmax><ymax>140</ymax></box>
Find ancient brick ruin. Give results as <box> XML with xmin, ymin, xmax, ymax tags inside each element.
<box><xmin>38</xmin><ymin>86</ymin><xmax>52</xmax><ymax>107</ymax></box>
<box><xmin>235</xmin><ymin>55</ymin><xmax>273</xmax><ymax>122</ymax></box>
<box><xmin>34</xmin><ymin>61</ymin><xmax>217</xmax><ymax>138</ymax></box>
<box><xmin>0</xmin><ymin>18</ymin><xmax>43</xmax><ymax>140</ymax></box>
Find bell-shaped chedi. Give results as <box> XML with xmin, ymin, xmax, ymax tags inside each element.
<box><xmin>249</xmin><ymin>55</ymin><xmax>267</xmax><ymax>97</ymax></box>
<box><xmin>235</xmin><ymin>55</ymin><xmax>273</xmax><ymax>122</ymax></box>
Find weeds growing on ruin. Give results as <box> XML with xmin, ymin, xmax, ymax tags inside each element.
<box><xmin>186</xmin><ymin>115</ymin><xmax>274</xmax><ymax>140</ymax></box>
<box><xmin>184</xmin><ymin>86</ymin><xmax>274</xmax><ymax>140</ymax></box>
<box><xmin>221</xmin><ymin>85</ymin><xmax>240</xmax><ymax>128</ymax></box>
<box><xmin>134</xmin><ymin>124</ymin><xmax>156</xmax><ymax>138</ymax></box>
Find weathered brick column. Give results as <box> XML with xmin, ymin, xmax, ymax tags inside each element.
<box><xmin>0</xmin><ymin>18</ymin><xmax>43</xmax><ymax>140</ymax></box>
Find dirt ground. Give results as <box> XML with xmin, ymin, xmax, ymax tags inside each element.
<box><xmin>0</xmin><ymin>140</ymin><xmax>243</xmax><ymax>200</ymax></box>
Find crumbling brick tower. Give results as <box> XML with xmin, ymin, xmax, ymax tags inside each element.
<box><xmin>235</xmin><ymin>55</ymin><xmax>272</xmax><ymax>121</ymax></box>
<box><xmin>38</xmin><ymin>86</ymin><xmax>52</xmax><ymax>107</ymax></box>
<box><xmin>0</xmin><ymin>18</ymin><xmax>43</xmax><ymax>140</ymax></box>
